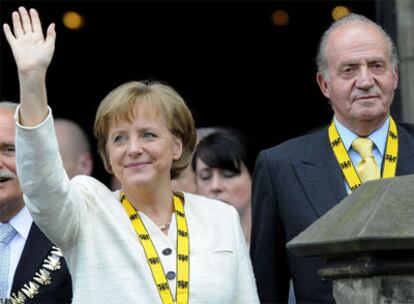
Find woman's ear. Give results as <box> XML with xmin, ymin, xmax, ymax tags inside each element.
<box><xmin>172</xmin><ymin>136</ymin><xmax>183</xmax><ymax>160</ymax></box>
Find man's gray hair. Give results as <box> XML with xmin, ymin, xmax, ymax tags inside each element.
<box><xmin>316</xmin><ymin>13</ymin><xmax>399</xmax><ymax>79</ymax></box>
<box><xmin>0</xmin><ymin>101</ymin><xmax>18</xmax><ymax>111</ymax></box>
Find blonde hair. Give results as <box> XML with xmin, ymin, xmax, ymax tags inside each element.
<box><xmin>94</xmin><ymin>81</ymin><xmax>196</xmax><ymax>179</ymax></box>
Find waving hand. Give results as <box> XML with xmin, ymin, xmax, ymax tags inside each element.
<box><xmin>4</xmin><ymin>7</ymin><xmax>55</xmax><ymax>74</ymax></box>
<box><xmin>3</xmin><ymin>7</ymin><xmax>56</xmax><ymax>126</ymax></box>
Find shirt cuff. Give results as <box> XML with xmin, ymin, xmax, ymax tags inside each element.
<box><xmin>14</xmin><ymin>105</ymin><xmax>52</xmax><ymax>129</ymax></box>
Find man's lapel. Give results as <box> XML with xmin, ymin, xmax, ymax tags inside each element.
<box><xmin>293</xmin><ymin>123</ymin><xmax>414</xmax><ymax>219</ymax></box>
<box><xmin>294</xmin><ymin>129</ymin><xmax>347</xmax><ymax>217</ymax></box>
<box><xmin>396</xmin><ymin>125</ymin><xmax>414</xmax><ymax>176</ymax></box>
<box><xmin>11</xmin><ymin>223</ymin><xmax>52</xmax><ymax>292</ymax></box>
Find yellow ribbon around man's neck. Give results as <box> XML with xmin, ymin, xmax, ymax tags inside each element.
<box><xmin>328</xmin><ymin>117</ymin><xmax>398</xmax><ymax>192</ymax></box>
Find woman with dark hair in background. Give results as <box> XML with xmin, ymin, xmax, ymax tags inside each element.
<box><xmin>192</xmin><ymin>129</ymin><xmax>254</xmax><ymax>244</ymax></box>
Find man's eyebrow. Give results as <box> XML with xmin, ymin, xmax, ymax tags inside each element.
<box><xmin>338</xmin><ymin>60</ymin><xmax>359</xmax><ymax>66</ymax></box>
<box><xmin>340</xmin><ymin>56</ymin><xmax>386</xmax><ymax>65</ymax></box>
<box><xmin>0</xmin><ymin>142</ymin><xmax>15</xmax><ymax>148</ymax></box>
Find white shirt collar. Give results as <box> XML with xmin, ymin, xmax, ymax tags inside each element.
<box><xmin>9</xmin><ymin>206</ymin><xmax>33</xmax><ymax>241</ymax></box>
<box><xmin>333</xmin><ymin>116</ymin><xmax>390</xmax><ymax>157</ymax></box>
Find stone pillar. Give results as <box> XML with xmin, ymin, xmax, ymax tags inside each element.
<box><xmin>396</xmin><ymin>0</ymin><xmax>414</xmax><ymax>123</ymax></box>
<box><xmin>287</xmin><ymin>174</ymin><xmax>414</xmax><ymax>304</ymax></box>
<box><xmin>321</xmin><ymin>251</ymin><xmax>414</xmax><ymax>303</ymax></box>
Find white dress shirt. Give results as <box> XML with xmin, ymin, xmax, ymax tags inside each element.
<box><xmin>6</xmin><ymin>207</ymin><xmax>32</xmax><ymax>297</ymax></box>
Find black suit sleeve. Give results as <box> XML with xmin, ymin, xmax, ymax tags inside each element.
<box><xmin>250</xmin><ymin>150</ymin><xmax>290</xmax><ymax>303</ymax></box>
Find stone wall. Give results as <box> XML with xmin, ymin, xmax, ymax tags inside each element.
<box><xmin>396</xmin><ymin>0</ymin><xmax>414</xmax><ymax>123</ymax></box>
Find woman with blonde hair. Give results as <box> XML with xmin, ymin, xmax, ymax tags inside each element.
<box><xmin>3</xmin><ymin>7</ymin><xmax>259</xmax><ymax>303</ymax></box>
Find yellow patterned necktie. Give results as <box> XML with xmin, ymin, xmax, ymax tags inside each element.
<box><xmin>351</xmin><ymin>137</ymin><xmax>381</xmax><ymax>183</ymax></box>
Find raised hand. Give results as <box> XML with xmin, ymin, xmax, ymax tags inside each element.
<box><xmin>3</xmin><ymin>7</ymin><xmax>56</xmax><ymax>75</ymax></box>
<box><xmin>3</xmin><ymin>7</ymin><xmax>56</xmax><ymax>126</ymax></box>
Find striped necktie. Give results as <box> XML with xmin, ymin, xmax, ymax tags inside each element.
<box><xmin>0</xmin><ymin>223</ymin><xmax>17</xmax><ymax>299</ymax></box>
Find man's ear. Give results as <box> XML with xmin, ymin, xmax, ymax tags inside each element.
<box><xmin>77</xmin><ymin>153</ymin><xmax>93</xmax><ymax>176</ymax></box>
<box><xmin>316</xmin><ymin>72</ymin><xmax>330</xmax><ymax>99</ymax></box>
<box><xmin>393</xmin><ymin>65</ymin><xmax>399</xmax><ymax>90</ymax></box>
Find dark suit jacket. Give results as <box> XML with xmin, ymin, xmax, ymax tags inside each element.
<box><xmin>250</xmin><ymin>123</ymin><xmax>414</xmax><ymax>304</ymax></box>
<box><xmin>11</xmin><ymin>223</ymin><xmax>72</xmax><ymax>303</ymax></box>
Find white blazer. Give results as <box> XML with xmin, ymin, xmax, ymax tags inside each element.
<box><xmin>15</xmin><ymin>109</ymin><xmax>259</xmax><ymax>304</ymax></box>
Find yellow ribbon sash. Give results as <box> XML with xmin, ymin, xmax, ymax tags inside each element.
<box><xmin>328</xmin><ymin>117</ymin><xmax>398</xmax><ymax>192</ymax></box>
<box><xmin>120</xmin><ymin>192</ymin><xmax>189</xmax><ymax>304</ymax></box>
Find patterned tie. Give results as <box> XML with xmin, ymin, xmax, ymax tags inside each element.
<box><xmin>351</xmin><ymin>137</ymin><xmax>381</xmax><ymax>183</ymax></box>
<box><xmin>0</xmin><ymin>223</ymin><xmax>17</xmax><ymax>299</ymax></box>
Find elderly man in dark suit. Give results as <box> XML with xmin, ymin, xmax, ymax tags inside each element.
<box><xmin>0</xmin><ymin>101</ymin><xmax>72</xmax><ymax>303</ymax></box>
<box><xmin>250</xmin><ymin>13</ymin><xmax>414</xmax><ymax>303</ymax></box>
